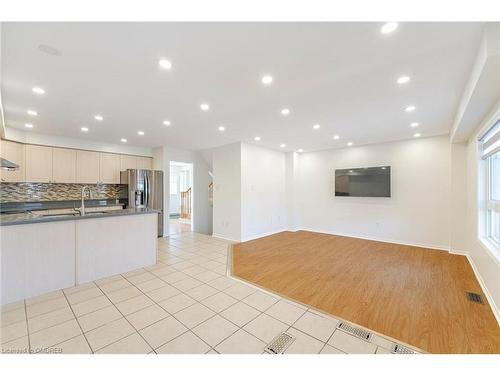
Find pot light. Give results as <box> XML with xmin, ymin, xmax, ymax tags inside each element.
<box><xmin>280</xmin><ymin>144</ymin><xmax>286</xmax><ymax>148</ymax></box>
<box><xmin>94</xmin><ymin>115</ymin><xmax>103</xmax><ymax>121</ymax></box>
<box><xmin>137</xmin><ymin>131</ymin><xmax>144</xmax><ymax>136</ymax></box>
<box><xmin>218</xmin><ymin>126</ymin><xmax>225</xmax><ymax>132</ymax></box>
<box><xmin>254</xmin><ymin>136</ymin><xmax>261</xmax><ymax>141</ymax></box>
<box><xmin>158</xmin><ymin>59</ymin><xmax>172</xmax><ymax>70</ymax></box>
<box><xmin>281</xmin><ymin>108</ymin><xmax>290</xmax><ymax>116</ymax></box>
<box><xmin>297</xmin><ymin>149</ymin><xmax>304</xmax><ymax>153</ymax></box>
<box><xmin>413</xmin><ymin>133</ymin><xmax>421</xmax><ymax>138</ymax></box>
<box><xmin>405</xmin><ymin>105</ymin><xmax>415</xmax><ymax>112</ymax></box>
<box><xmin>27</xmin><ymin>110</ymin><xmax>38</xmax><ymax>116</ymax></box>
<box><xmin>397</xmin><ymin>76</ymin><xmax>410</xmax><ymax>84</ymax></box>
<box><xmin>381</xmin><ymin>22</ymin><xmax>399</xmax><ymax>34</ymax></box>
<box><xmin>32</xmin><ymin>87</ymin><xmax>45</xmax><ymax>95</ymax></box>
<box><xmin>333</xmin><ymin>135</ymin><xmax>340</xmax><ymax>140</ymax></box>
<box><xmin>347</xmin><ymin>142</ymin><xmax>353</xmax><ymax>146</ymax></box>
<box><xmin>410</xmin><ymin>122</ymin><xmax>419</xmax><ymax>128</ymax></box>
<box><xmin>200</xmin><ymin>103</ymin><xmax>210</xmax><ymax>111</ymax></box>
<box><xmin>261</xmin><ymin>75</ymin><xmax>273</xmax><ymax>85</ymax></box>
<box><xmin>81</xmin><ymin>127</ymin><xmax>89</xmax><ymax>132</ymax></box>
<box><xmin>121</xmin><ymin>138</ymin><xmax>127</xmax><ymax>143</ymax></box>
<box><xmin>163</xmin><ymin>120</ymin><xmax>171</xmax><ymax>126</ymax></box>
<box><xmin>24</xmin><ymin>123</ymin><xmax>34</xmax><ymax>128</ymax></box>
<box><xmin>313</xmin><ymin>124</ymin><xmax>320</xmax><ymax>130</ymax></box>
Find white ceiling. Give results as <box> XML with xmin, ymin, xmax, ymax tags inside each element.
<box><xmin>1</xmin><ymin>22</ymin><xmax>484</xmax><ymax>152</ymax></box>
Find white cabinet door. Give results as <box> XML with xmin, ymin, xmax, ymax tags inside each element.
<box><xmin>99</xmin><ymin>153</ymin><xmax>121</xmax><ymax>184</ymax></box>
<box><xmin>25</xmin><ymin>145</ymin><xmax>53</xmax><ymax>182</ymax></box>
<box><xmin>0</xmin><ymin>140</ymin><xmax>25</xmax><ymax>182</ymax></box>
<box><xmin>137</xmin><ymin>156</ymin><xmax>153</xmax><ymax>170</ymax></box>
<box><xmin>76</xmin><ymin>150</ymin><xmax>100</xmax><ymax>183</ymax></box>
<box><xmin>120</xmin><ymin>154</ymin><xmax>137</xmax><ymax>171</ymax></box>
<box><xmin>52</xmin><ymin>148</ymin><xmax>77</xmax><ymax>183</ymax></box>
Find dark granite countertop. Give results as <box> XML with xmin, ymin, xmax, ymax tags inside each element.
<box><xmin>0</xmin><ymin>199</ymin><xmax>127</xmax><ymax>214</ymax></box>
<box><xmin>0</xmin><ymin>207</ymin><xmax>159</xmax><ymax>226</ymax></box>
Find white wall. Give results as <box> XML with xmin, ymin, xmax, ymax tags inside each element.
<box><xmin>463</xmin><ymin>108</ymin><xmax>500</xmax><ymax>320</ymax></box>
<box><xmin>295</xmin><ymin>135</ymin><xmax>451</xmax><ymax>250</ymax></box>
<box><xmin>212</xmin><ymin>143</ymin><xmax>241</xmax><ymax>241</ymax></box>
<box><xmin>241</xmin><ymin>143</ymin><xmax>287</xmax><ymax>241</ymax></box>
<box><xmin>153</xmin><ymin>146</ymin><xmax>212</xmax><ymax>236</ymax></box>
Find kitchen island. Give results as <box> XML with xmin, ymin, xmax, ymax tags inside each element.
<box><xmin>0</xmin><ymin>208</ymin><xmax>158</xmax><ymax>305</ymax></box>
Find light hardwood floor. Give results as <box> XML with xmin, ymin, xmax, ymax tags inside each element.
<box><xmin>232</xmin><ymin>230</ymin><xmax>500</xmax><ymax>354</ymax></box>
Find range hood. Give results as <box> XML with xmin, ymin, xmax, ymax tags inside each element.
<box><xmin>0</xmin><ymin>157</ymin><xmax>19</xmax><ymax>171</ymax></box>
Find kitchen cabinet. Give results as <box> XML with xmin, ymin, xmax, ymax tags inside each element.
<box><xmin>137</xmin><ymin>156</ymin><xmax>153</xmax><ymax>170</ymax></box>
<box><xmin>25</xmin><ymin>145</ymin><xmax>53</xmax><ymax>183</ymax></box>
<box><xmin>76</xmin><ymin>150</ymin><xmax>100</xmax><ymax>183</ymax></box>
<box><xmin>52</xmin><ymin>148</ymin><xmax>77</xmax><ymax>183</ymax></box>
<box><xmin>99</xmin><ymin>153</ymin><xmax>121</xmax><ymax>183</ymax></box>
<box><xmin>0</xmin><ymin>140</ymin><xmax>25</xmax><ymax>182</ymax></box>
<box><xmin>120</xmin><ymin>154</ymin><xmax>137</xmax><ymax>171</ymax></box>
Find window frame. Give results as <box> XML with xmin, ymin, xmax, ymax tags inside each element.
<box><xmin>485</xmin><ymin>151</ymin><xmax>500</xmax><ymax>249</ymax></box>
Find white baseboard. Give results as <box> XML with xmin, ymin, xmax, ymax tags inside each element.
<box><xmin>464</xmin><ymin>253</ymin><xmax>500</xmax><ymax>326</ymax></box>
<box><xmin>240</xmin><ymin>228</ymin><xmax>288</xmax><ymax>242</ymax></box>
<box><xmin>212</xmin><ymin>233</ymin><xmax>240</xmax><ymax>242</ymax></box>
<box><xmin>299</xmin><ymin>227</ymin><xmax>451</xmax><ymax>252</ymax></box>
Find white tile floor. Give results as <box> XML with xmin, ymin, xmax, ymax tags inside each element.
<box><xmin>0</xmin><ymin>231</ymin><xmax>418</xmax><ymax>354</ymax></box>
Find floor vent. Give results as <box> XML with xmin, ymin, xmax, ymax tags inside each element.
<box><xmin>337</xmin><ymin>321</ymin><xmax>372</xmax><ymax>341</ymax></box>
<box><xmin>391</xmin><ymin>343</ymin><xmax>415</xmax><ymax>354</ymax></box>
<box><xmin>264</xmin><ymin>332</ymin><xmax>295</xmax><ymax>354</ymax></box>
<box><xmin>466</xmin><ymin>292</ymin><xmax>484</xmax><ymax>304</ymax></box>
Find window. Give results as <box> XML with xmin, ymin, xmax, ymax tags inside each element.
<box><xmin>481</xmin><ymin>120</ymin><xmax>500</xmax><ymax>251</ymax></box>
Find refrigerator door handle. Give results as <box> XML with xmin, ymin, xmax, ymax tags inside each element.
<box><xmin>144</xmin><ymin>173</ymin><xmax>149</xmax><ymax>208</ymax></box>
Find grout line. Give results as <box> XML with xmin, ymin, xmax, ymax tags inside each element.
<box><xmin>60</xmin><ymin>287</ymin><xmax>94</xmax><ymax>354</ymax></box>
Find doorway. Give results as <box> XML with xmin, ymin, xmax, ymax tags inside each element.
<box><xmin>169</xmin><ymin>161</ymin><xmax>193</xmax><ymax>235</ymax></box>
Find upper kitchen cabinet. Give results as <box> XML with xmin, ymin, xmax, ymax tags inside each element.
<box><xmin>0</xmin><ymin>140</ymin><xmax>25</xmax><ymax>182</ymax></box>
<box><xmin>120</xmin><ymin>154</ymin><xmax>137</xmax><ymax>171</ymax></box>
<box><xmin>25</xmin><ymin>145</ymin><xmax>53</xmax><ymax>183</ymax></box>
<box><xmin>137</xmin><ymin>156</ymin><xmax>153</xmax><ymax>170</ymax></box>
<box><xmin>52</xmin><ymin>148</ymin><xmax>77</xmax><ymax>183</ymax></box>
<box><xmin>76</xmin><ymin>150</ymin><xmax>100</xmax><ymax>183</ymax></box>
<box><xmin>99</xmin><ymin>153</ymin><xmax>121</xmax><ymax>183</ymax></box>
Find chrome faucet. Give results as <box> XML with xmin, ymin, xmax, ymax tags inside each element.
<box><xmin>75</xmin><ymin>185</ymin><xmax>92</xmax><ymax>216</ymax></box>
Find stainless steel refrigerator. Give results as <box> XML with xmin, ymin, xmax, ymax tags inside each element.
<box><xmin>120</xmin><ymin>169</ymin><xmax>164</xmax><ymax>237</ymax></box>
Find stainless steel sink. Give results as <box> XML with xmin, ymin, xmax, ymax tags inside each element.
<box><xmin>39</xmin><ymin>212</ymin><xmax>79</xmax><ymax>218</ymax></box>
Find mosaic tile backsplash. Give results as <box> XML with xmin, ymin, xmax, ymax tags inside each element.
<box><xmin>0</xmin><ymin>182</ymin><xmax>128</xmax><ymax>203</ymax></box>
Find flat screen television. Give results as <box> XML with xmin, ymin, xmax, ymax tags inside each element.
<box><xmin>335</xmin><ymin>166</ymin><xmax>391</xmax><ymax>197</ymax></box>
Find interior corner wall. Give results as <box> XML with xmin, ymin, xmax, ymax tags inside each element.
<box><xmin>285</xmin><ymin>152</ymin><xmax>300</xmax><ymax>231</ymax></box>
<box><xmin>212</xmin><ymin>143</ymin><xmax>242</xmax><ymax>241</ymax></box>
<box><xmin>161</xmin><ymin>146</ymin><xmax>212</xmax><ymax>236</ymax></box>
<box><xmin>450</xmin><ymin>142</ymin><xmax>469</xmax><ymax>253</ymax></box>
<box><xmin>240</xmin><ymin>143</ymin><xmax>287</xmax><ymax>241</ymax></box>
<box><xmin>295</xmin><ymin>135</ymin><xmax>452</xmax><ymax>250</ymax></box>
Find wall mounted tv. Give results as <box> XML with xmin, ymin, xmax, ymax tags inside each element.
<box><xmin>335</xmin><ymin>166</ymin><xmax>391</xmax><ymax>197</ymax></box>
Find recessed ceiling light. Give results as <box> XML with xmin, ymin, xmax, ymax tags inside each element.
<box><xmin>200</xmin><ymin>103</ymin><xmax>210</xmax><ymax>111</ymax></box>
<box><xmin>397</xmin><ymin>76</ymin><xmax>410</xmax><ymax>84</ymax></box>
<box><xmin>121</xmin><ymin>138</ymin><xmax>127</xmax><ymax>143</ymax></box>
<box><xmin>137</xmin><ymin>131</ymin><xmax>144</xmax><ymax>136</ymax></box>
<box><xmin>313</xmin><ymin>124</ymin><xmax>320</xmax><ymax>130</ymax></box>
<box><xmin>297</xmin><ymin>149</ymin><xmax>304</xmax><ymax>153</ymax></box>
<box><xmin>218</xmin><ymin>126</ymin><xmax>225</xmax><ymax>132</ymax></box>
<box><xmin>81</xmin><ymin>127</ymin><xmax>89</xmax><ymax>132</ymax></box>
<box><xmin>163</xmin><ymin>120</ymin><xmax>171</xmax><ymax>126</ymax></box>
<box><xmin>261</xmin><ymin>75</ymin><xmax>273</xmax><ymax>85</ymax></box>
<box><xmin>254</xmin><ymin>136</ymin><xmax>261</xmax><ymax>141</ymax></box>
<box><xmin>381</xmin><ymin>22</ymin><xmax>399</xmax><ymax>34</ymax></box>
<box><xmin>94</xmin><ymin>115</ymin><xmax>103</xmax><ymax>121</ymax></box>
<box><xmin>413</xmin><ymin>133</ymin><xmax>421</xmax><ymax>138</ymax></box>
<box><xmin>281</xmin><ymin>108</ymin><xmax>290</xmax><ymax>116</ymax></box>
<box><xmin>24</xmin><ymin>123</ymin><xmax>34</xmax><ymax>128</ymax></box>
<box><xmin>333</xmin><ymin>135</ymin><xmax>340</xmax><ymax>140</ymax></box>
<box><xmin>32</xmin><ymin>87</ymin><xmax>45</xmax><ymax>95</ymax></box>
<box><xmin>280</xmin><ymin>144</ymin><xmax>286</xmax><ymax>148</ymax></box>
<box><xmin>27</xmin><ymin>110</ymin><xmax>38</xmax><ymax>116</ymax></box>
<box><xmin>347</xmin><ymin>142</ymin><xmax>353</xmax><ymax>146</ymax></box>
<box><xmin>405</xmin><ymin>105</ymin><xmax>416</xmax><ymax>112</ymax></box>
<box><xmin>410</xmin><ymin>122</ymin><xmax>419</xmax><ymax>128</ymax></box>
<box><xmin>158</xmin><ymin>59</ymin><xmax>172</xmax><ymax>70</ymax></box>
